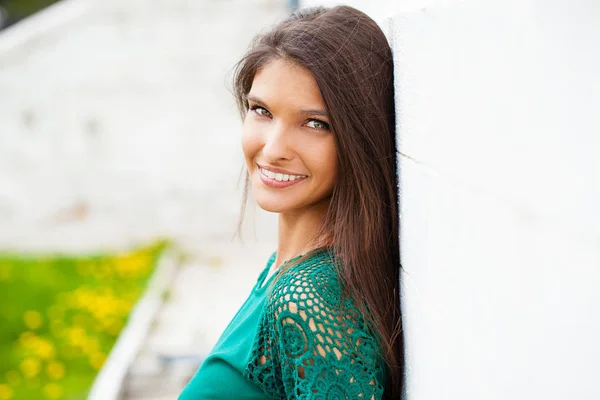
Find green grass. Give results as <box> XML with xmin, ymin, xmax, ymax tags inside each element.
<box><xmin>0</xmin><ymin>240</ymin><xmax>168</xmax><ymax>400</ymax></box>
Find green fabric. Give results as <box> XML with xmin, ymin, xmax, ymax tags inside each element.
<box><xmin>179</xmin><ymin>249</ymin><xmax>385</xmax><ymax>399</ymax></box>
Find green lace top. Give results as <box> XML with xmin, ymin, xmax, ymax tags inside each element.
<box><xmin>179</xmin><ymin>249</ymin><xmax>385</xmax><ymax>399</ymax></box>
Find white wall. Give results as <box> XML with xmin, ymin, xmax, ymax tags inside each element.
<box><xmin>390</xmin><ymin>0</ymin><xmax>600</xmax><ymax>398</ymax></box>
<box><xmin>0</xmin><ymin>0</ymin><xmax>280</xmax><ymax>253</ymax></box>
<box><xmin>300</xmin><ymin>0</ymin><xmax>462</xmax><ymax>28</ymax></box>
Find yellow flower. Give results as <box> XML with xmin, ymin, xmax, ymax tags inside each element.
<box><xmin>23</xmin><ymin>310</ymin><xmax>43</xmax><ymax>330</ymax></box>
<box><xmin>114</xmin><ymin>252</ymin><xmax>151</xmax><ymax>278</ymax></box>
<box><xmin>46</xmin><ymin>361</ymin><xmax>66</xmax><ymax>380</ymax></box>
<box><xmin>67</xmin><ymin>326</ymin><xmax>86</xmax><ymax>347</ymax></box>
<box><xmin>20</xmin><ymin>357</ymin><xmax>41</xmax><ymax>379</ymax></box>
<box><xmin>34</xmin><ymin>338</ymin><xmax>56</xmax><ymax>360</ymax></box>
<box><xmin>107</xmin><ymin>320</ymin><xmax>124</xmax><ymax>336</ymax></box>
<box><xmin>43</xmin><ymin>383</ymin><xmax>63</xmax><ymax>399</ymax></box>
<box><xmin>81</xmin><ymin>337</ymin><xmax>100</xmax><ymax>354</ymax></box>
<box><xmin>117</xmin><ymin>299</ymin><xmax>132</xmax><ymax>316</ymax></box>
<box><xmin>89</xmin><ymin>352</ymin><xmax>107</xmax><ymax>370</ymax></box>
<box><xmin>0</xmin><ymin>384</ymin><xmax>13</xmax><ymax>400</ymax></box>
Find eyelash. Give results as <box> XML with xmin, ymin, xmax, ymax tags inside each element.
<box><xmin>248</xmin><ymin>104</ymin><xmax>330</xmax><ymax>131</ymax></box>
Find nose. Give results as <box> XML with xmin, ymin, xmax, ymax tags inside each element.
<box><xmin>262</xmin><ymin>121</ymin><xmax>293</xmax><ymax>162</ymax></box>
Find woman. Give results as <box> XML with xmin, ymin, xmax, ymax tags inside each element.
<box><xmin>179</xmin><ymin>5</ymin><xmax>402</xmax><ymax>399</ymax></box>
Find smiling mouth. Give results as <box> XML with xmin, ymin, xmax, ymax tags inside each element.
<box><xmin>258</xmin><ymin>166</ymin><xmax>308</xmax><ymax>188</ymax></box>
<box><xmin>259</xmin><ymin>166</ymin><xmax>307</xmax><ymax>182</ymax></box>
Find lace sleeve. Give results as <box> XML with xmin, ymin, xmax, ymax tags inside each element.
<box><xmin>245</xmin><ymin>257</ymin><xmax>385</xmax><ymax>399</ymax></box>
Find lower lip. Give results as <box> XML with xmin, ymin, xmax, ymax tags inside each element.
<box><xmin>259</xmin><ymin>169</ymin><xmax>307</xmax><ymax>188</ymax></box>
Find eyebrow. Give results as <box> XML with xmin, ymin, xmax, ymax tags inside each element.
<box><xmin>246</xmin><ymin>94</ymin><xmax>329</xmax><ymax>118</ymax></box>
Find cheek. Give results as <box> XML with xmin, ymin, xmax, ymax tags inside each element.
<box><xmin>309</xmin><ymin>137</ymin><xmax>338</xmax><ymax>186</ymax></box>
<box><xmin>241</xmin><ymin>120</ymin><xmax>262</xmax><ymax>164</ymax></box>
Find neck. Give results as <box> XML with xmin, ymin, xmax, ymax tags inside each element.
<box><xmin>274</xmin><ymin>200</ymin><xmax>329</xmax><ymax>269</ymax></box>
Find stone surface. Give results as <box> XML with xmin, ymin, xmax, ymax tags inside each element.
<box><xmin>0</xmin><ymin>0</ymin><xmax>282</xmax><ymax>254</ymax></box>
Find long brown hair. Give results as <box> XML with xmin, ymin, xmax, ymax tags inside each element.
<box><xmin>233</xmin><ymin>6</ymin><xmax>402</xmax><ymax>398</ymax></box>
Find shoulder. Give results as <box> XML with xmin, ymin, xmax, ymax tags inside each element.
<box><xmin>266</xmin><ymin>249</ymin><xmax>363</xmax><ymax>324</ymax></box>
<box><xmin>269</xmin><ymin>248</ymin><xmax>344</xmax><ymax>308</ymax></box>
<box><xmin>267</xmin><ymin>248</ymin><xmax>381</xmax><ymax>363</ymax></box>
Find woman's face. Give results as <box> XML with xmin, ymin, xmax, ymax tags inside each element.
<box><xmin>242</xmin><ymin>58</ymin><xmax>337</xmax><ymax>215</ymax></box>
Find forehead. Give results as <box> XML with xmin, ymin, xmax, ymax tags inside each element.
<box><xmin>249</xmin><ymin>58</ymin><xmax>326</xmax><ymax>108</ymax></box>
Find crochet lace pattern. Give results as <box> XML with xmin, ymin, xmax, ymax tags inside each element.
<box><xmin>244</xmin><ymin>249</ymin><xmax>384</xmax><ymax>399</ymax></box>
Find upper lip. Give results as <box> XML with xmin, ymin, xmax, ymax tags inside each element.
<box><xmin>257</xmin><ymin>163</ymin><xmax>307</xmax><ymax>176</ymax></box>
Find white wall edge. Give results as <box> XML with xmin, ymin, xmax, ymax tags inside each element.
<box><xmin>87</xmin><ymin>250</ymin><xmax>180</xmax><ymax>400</ymax></box>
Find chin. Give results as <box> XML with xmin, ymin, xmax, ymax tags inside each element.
<box><xmin>254</xmin><ymin>196</ymin><xmax>293</xmax><ymax>214</ymax></box>
<box><xmin>251</xmin><ymin>177</ymin><xmax>301</xmax><ymax>214</ymax></box>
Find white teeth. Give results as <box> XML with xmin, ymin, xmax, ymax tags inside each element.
<box><xmin>260</xmin><ymin>168</ymin><xmax>306</xmax><ymax>182</ymax></box>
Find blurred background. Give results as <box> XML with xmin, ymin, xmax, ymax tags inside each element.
<box><xmin>2</xmin><ymin>0</ymin><xmax>599</xmax><ymax>400</ymax></box>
